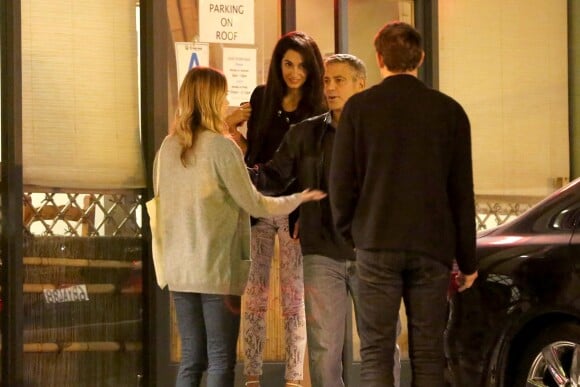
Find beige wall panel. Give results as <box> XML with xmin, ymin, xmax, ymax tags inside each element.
<box><xmin>348</xmin><ymin>1</ymin><xmax>413</xmax><ymax>87</ymax></box>
<box><xmin>21</xmin><ymin>0</ymin><xmax>143</xmax><ymax>190</ymax></box>
<box><xmin>297</xmin><ymin>0</ymin><xmax>335</xmax><ymax>57</ymax></box>
<box><xmin>439</xmin><ymin>0</ymin><xmax>569</xmax><ymax>195</ymax></box>
<box><xmin>254</xmin><ymin>0</ymin><xmax>281</xmax><ymax>84</ymax></box>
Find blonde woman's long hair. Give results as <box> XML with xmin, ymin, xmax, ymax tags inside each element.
<box><xmin>174</xmin><ymin>67</ymin><xmax>227</xmax><ymax>166</ymax></box>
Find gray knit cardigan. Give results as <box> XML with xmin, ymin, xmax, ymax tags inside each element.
<box><xmin>153</xmin><ymin>132</ymin><xmax>302</xmax><ymax>296</ymax></box>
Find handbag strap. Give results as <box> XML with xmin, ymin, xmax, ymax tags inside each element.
<box><xmin>154</xmin><ymin>138</ymin><xmax>167</xmax><ymax>194</ymax></box>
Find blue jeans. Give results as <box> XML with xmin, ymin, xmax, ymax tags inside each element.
<box><xmin>303</xmin><ymin>254</ymin><xmax>401</xmax><ymax>387</ymax></box>
<box><xmin>172</xmin><ymin>292</ymin><xmax>241</xmax><ymax>387</ymax></box>
<box><xmin>356</xmin><ymin>250</ymin><xmax>450</xmax><ymax>387</ymax></box>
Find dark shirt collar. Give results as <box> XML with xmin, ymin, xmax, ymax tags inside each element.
<box><xmin>323</xmin><ymin>111</ymin><xmax>335</xmax><ymax>129</ymax></box>
<box><xmin>382</xmin><ymin>73</ymin><xmax>424</xmax><ymax>86</ymax></box>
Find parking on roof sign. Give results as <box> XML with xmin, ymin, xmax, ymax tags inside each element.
<box><xmin>199</xmin><ymin>0</ymin><xmax>255</xmax><ymax>44</ymax></box>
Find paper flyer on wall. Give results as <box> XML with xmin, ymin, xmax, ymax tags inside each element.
<box><xmin>175</xmin><ymin>42</ymin><xmax>210</xmax><ymax>91</ymax></box>
<box><xmin>222</xmin><ymin>47</ymin><xmax>257</xmax><ymax>106</ymax></box>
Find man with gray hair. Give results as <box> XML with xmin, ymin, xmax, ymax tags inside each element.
<box><xmin>251</xmin><ymin>54</ymin><xmax>400</xmax><ymax>387</ymax></box>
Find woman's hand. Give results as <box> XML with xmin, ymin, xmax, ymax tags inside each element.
<box><xmin>300</xmin><ymin>189</ymin><xmax>327</xmax><ymax>203</ymax></box>
<box><xmin>223</xmin><ymin>103</ymin><xmax>250</xmax><ymax>154</ymax></box>
<box><xmin>225</xmin><ymin>102</ymin><xmax>251</xmax><ymax>128</ymax></box>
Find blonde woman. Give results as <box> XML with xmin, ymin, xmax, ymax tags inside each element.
<box><xmin>153</xmin><ymin>67</ymin><xmax>325</xmax><ymax>387</ymax></box>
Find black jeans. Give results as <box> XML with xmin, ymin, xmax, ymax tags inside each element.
<box><xmin>356</xmin><ymin>250</ymin><xmax>450</xmax><ymax>387</ymax></box>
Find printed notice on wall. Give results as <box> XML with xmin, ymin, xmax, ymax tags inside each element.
<box><xmin>199</xmin><ymin>0</ymin><xmax>254</xmax><ymax>44</ymax></box>
<box><xmin>175</xmin><ymin>42</ymin><xmax>210</xmax><ymax>91</ymax></box>
<box><xmin>44</xmin><ymin>284</ymin><xmax>90</xmax><ymax>304</ymax></box>
<box><xmin>222</xmin><ymin>47</ymin><xmax>257</xmax><ymax>106</ymax></box>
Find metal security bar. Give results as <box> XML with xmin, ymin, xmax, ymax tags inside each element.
<box><xmin>475</xmin><ymin>194</ymin><xmax>541</xmax><ymax>230</ymax></box>
<box><xmin>23</xmin><ymin>192</ymin><xmax>144</xmax><ymax>237</ymax></box>
<box><xmin>21</xmin><ymin>192</ymin><xmax>539</xmax><ymax>236</ymax></box>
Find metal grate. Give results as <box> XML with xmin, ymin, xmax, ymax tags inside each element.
<box><xmin>486</xmin><ymin>273</ymin><xmax>521</xmax><ymax>314</ymax></box>
<box><xmin>475</xmin><ymin>195</ymin><xmax>540</xmax><ymax>230</ymax></box>
<box><xmin>23</xmin><ymin>192</ymin><xmax>144</xmax><ymax>237</ymax></box>
<box><xmin>21</xmin><ymin>192</ymin><xmax>540</xmax><ymax>236</ymax></box>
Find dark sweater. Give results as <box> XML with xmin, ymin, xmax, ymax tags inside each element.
<box><xmin>245</xmin><ymin>85</ymin><xmax>324</xmax><ymax>236</ymax></box>
<box><xmin>245</xmin><ymin>85</ymin><xmax>306</xmax><ymax>167</ymax></box>
<box><xmin>329</xmin><ymin>74</ymin><xmax>477</xmax><ymax>274</ymax></box>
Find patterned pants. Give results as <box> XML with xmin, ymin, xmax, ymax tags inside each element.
<box><xmin>242</xmin><ymin>215</ymin><xmax>306</xmax><ymax>381</ymax></box>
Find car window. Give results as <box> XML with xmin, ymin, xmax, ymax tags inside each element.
<box><xmin>550</xmin><ymin>205</ymin><xmax>580</xmax><ymax>231</ymax></box>
<box><xmin>524</xmin><ymin>192</ymin><xmax>577</xmax><ymax>234</ymax></box>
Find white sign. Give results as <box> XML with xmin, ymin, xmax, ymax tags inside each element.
<box><xmin>223</xmin><ymin>47</ymin><xmax>257</xmax><ymax>106</ymax></box>
<box><xmin>199</xmin><ymin>0</ymin><xmax>255</xmax><ymax>44</ymax></box>
<box><xmin>44</xmin><ymin>284</ymin><xmax>90</xmax><ymax>304</ymax></box>
<box><xmin>175</xmin><ymin>42</ymin><xmax>210</xmax><ymax>91</ymax></box>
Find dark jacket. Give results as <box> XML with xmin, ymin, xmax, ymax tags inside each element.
<box><xmin>329</xmin><ymin>74</ymin><xmax>477</xmax><ymax>274</ymax></box>
<box><xmin>244</xmin><ymin>85</ymin><xmax>304</xmax><ymax>234</ymax></box>
<box><xmin>245</xmin><ymin>85</ymin><xmax>314</xmax><ymax>167</ymax></box>
<box><xmin>253</xmin><ymin>112</ymin><xmax>355</xmax><ymax>260</ymax></box>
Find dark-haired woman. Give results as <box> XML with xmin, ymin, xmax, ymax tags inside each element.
<box><xmin>242</xmin><ymin>31</ymin><xmax>326</xmax><ymax>387</ymax></box>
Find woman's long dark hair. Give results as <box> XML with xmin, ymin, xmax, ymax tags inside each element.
<box><xmin>259</xmin><ymin>31</ymin><xmax>326</xmax><ymax>127</ymax></box>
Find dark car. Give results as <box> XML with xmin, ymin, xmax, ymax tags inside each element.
<box><xmin>446</xmin><ymin>178</ymin><xmax>580</xmax><ymax>387</ymax></box>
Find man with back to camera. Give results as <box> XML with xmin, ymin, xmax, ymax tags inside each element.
<box><xmin>251</xmin><ymin>53</ymin><xmax>401</xmax><ymax>387</ymax></box>
<box><xmin>329</xmin><ymin>22</ymin><xmax>479</xmax><ymax>387</ymax></box>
